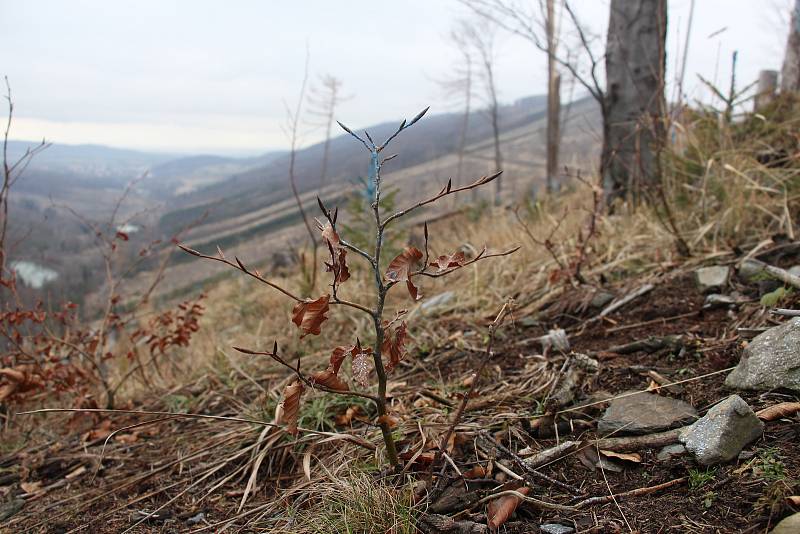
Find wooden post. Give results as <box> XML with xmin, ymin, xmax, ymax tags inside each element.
<box><xmin>755</xmin><ymin>70</ymin><xmax>778</xmax><ymax>111</ymax></box>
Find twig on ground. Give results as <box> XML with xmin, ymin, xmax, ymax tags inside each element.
<box><xmin>573</xmin><ymin>477</ymin><xmax>687</xmax><ymax>508</ymax></box>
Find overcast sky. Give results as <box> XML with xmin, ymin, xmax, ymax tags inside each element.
<box><xmin>0</xmin><ymin>0</ymin><xmax>791</xmax><ymax>155</ymax></box>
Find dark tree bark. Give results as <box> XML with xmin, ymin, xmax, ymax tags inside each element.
<box><xmin>782</xmin><ymin>0</ymin><xmax>800</xmax><ymax>93</ymax></box>
<box><xmin>602</xmin><ymin>0</ymin><xmax>668</xmax><ymax>207</ymax></box>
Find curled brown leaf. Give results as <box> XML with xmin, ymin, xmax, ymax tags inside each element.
<box><xmin>385</xmin><ymin>247</ymin><xmax>423</xmax><ymax>300</ymax></box>
<box><xmin>291</xmin><ymin>295</ymin><xmax>330</xmax><ymax>337</ymax></box>
<box><xmin>382</xmin><ymin>321</ymin><xmax>408</xmax><ymax>372</ymax></box>
<box><xmin>487</xmin><ymin>486</ymin><xmax>529</xmax><ymax>531</ymax></box>
<box><xmin>430</xmin><ymin>251</ymin><xmax>466</xmax><ymax>272</ymax></box>
<box><xmin>325</xmin><ymin>248</ymin><xmax>350</xmax><ymax>284</ymax></box>
<box><xmin>757</xmin><ymin>402</ymin><xmax>800</xmax><ymax>421</ymax></box>
<box><xmin>310</xmin><ymin>369</ymin><xmax>350</xmax><ymax>392</ymax></box>
<box><xmin>280</xmin><ymin>380</ymin><xmax>305</xmax><ymax>435</ymax></box>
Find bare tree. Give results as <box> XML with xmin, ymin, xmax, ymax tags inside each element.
<box><xmin>459</xmin><ymin>0</ymin><xmax>562</xmax><ymax>193</ymax></box>
<box><xmin>440</xmin><ymin>23</ymin><xmax>475</xmax><ymax>204</ymax></box>
<box><xmin>283</xmin><ymin>49</ymin><xmax>319</xmax><ymax>295</ymax></box>
<box><xmin>782</xmin><ymin>0</ymin><xmax>800</xmax><ymax>92</ymax></box>
<box><xmin>1</xmin><ymin>77</ymin><xmax>49</xmax><ymax>281</ymax></box>
<box><xmin>462</xmin><ymin>20</ymin><xmax>504</xmax><ymax>205</ymax></box>
<box><xmin>603</xmin><ymin>0</ymin><xmax>668</xmax><ymax>206</ymax></box>
<box><xmin>307</xmin><ymin>74</ymin><xmax>348</xmax><ymax>192</ymax></box>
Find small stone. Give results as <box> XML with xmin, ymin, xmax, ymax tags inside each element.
<box><xmin>590</xmin><ymin>291</ymin><xmax>615</xmax><ymax>309</ymax></box>
<box><xmin>704</xmin><ymin>293</ymin><xmax>747</xmax><ymax>309</ymax></box>
<box><xmin>770</xmin><ymin>512</ymin><xmax>800</xmax><ymax>534</ymax></box>
<box><xmin>540</xmin><ymin>329</ymin><xmax>570</xmax><ymax>353</ymax></box>
<box><xmin>419</xmin><ymin>291</ymin><xmax>455</xmax><ymax>315</ymax></box>
<box><xmin>540</xmin><ymin>524</ymin><xmax>575</xmax><ymax>534</ymax></box>
<box><xmin>738</xmin><ymin>259</ymin><xmax>766</xmax><ymax>281</ymax></box>
<box><xmin>695</xmin><ymin>266</ymin><xmax>730</xmax><ymax>293</ymax></box>
<box><xmin>789</xmin><ymin>265</ymin><xmax>800</xmax><ymax>278</ymax></box>
<box><xmin>679</xmin><ymin>395</ymin><xmax>763</xmax><ymax>465</ymax></box>
<box><xmin>186</xmin><ymin>512</ymin><xmax>206</xmax><ymax>525</ymax></box>
<box><xmin>598</xmin><ymin>392</ymin><xmax>698</xmax><ymax>436</ymax></box>
<box><xmin>725</xmin><ymin>318</ymin><xmax>800</xmax><ymax>392</ymax></box>
<box><xmin>657</xmin><ymin>443</ymin><xmax>687</xmax><ymax>461</ymax></box>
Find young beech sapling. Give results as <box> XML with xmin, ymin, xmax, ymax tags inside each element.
<box><xmin>180</xmin><ymin>108</ymin><xmax>518</xmax><ymax>466</ymax></box>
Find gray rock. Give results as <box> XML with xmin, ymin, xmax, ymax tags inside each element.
<box><xmin>725</xmin><ymin>318</ymin><xmax>800</xmax><ymax>392</ymax></box>
<box><xmin>598</xmin><ymin>392</ymin><xmax>698</xmax><ymax>436</ymax></box>
<box><xmin>656</xmin><ymin>443</ymin><xmax>688</xmax><ymax>461</ymax></box>
<box><xmin>770</xmin><ymin>512</ymin><xmax>800</xmax><ymax>534</ymax></box>
<box><xmin>704</xmin><ymin>293</ymin><xmax>746</xmax><ymax>309</ymax></box>
<box><xmin>590</xmin><ymin>291</ymin><xmax>615</xmax><ymax>309</ymax></box>
<box><xmin>419</xmin><ymin>291</ymin><xmax>455</xmax><ymax>315</ymax></box>
<box><xmin>789</xmin><ymin>265</ymin><xmax>800</xmax><ymax>278</ymax></box>
<box><xmin>540</xmin><ymin>328</ymin><xmax>570</xmax><ymax>353</ymax></box>
<box><xmin>540</xmin><ymin>524</ymin><xmax>575</xmax><ymax>534</ymax></box>
<box><xmin>738</xmin><ymin>259</ymin><xmax>766</xmax><ymax>281</ymax></box>
<box><xmin>695</xmin><ymin>266</ymin><xmax>730</xmax><ymax>292</ymax></box>
<box><xmin>679</xmin><ymin>395</ymin><xmax>763</xmax><ymax>465</ymax></box>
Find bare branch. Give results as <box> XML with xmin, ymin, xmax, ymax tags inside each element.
<box><xmin>233</xmin><ymin>344</ymin><xmax>379</xmax><ymax>402</ymax></box>
<box><xmin>381</xmin><ymin>171</ymin><xmax>503</xmax><ymax>229</ymax></box>
<box><xmin>178</xmin><ymin>244</ymin><xmax>303</xmax><ymax>302</ymax></box>
<box><xmin>420</xmin><ymin>245</ymin><xmax>520</xmax><ymax>278</ymax></box>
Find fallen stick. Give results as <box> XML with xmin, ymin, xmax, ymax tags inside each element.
<box><xmin>764</xmin><ymin>264</ymin><xmax>800</xmax><ymax>290</ymax></box>
<box><xmin>599</xmin><ymin>284</ymin><xmax>655</xmax><ymax>318</ymax></box>
<box><xmin>770</xmin><ymin>308</ymin><xmax>800</xmax><ymax>317</ymax></box>
<box><xmin>605</xmin><ymin>311</ymin><xmax>698</xmax><ymax>334</ymax></box>
<box><xmin>601</xmin><ymin>335</ymin><xmax>683</xmax><ymax>355</ymax></box>
<box><xmin>522</xmin><ymin>440</ymin><xmax>581</xmax><ymax>469</ymax></box>
<box><xmin>573</xmin><ymin>477</ymin><xmax>686</xmax><ymax>508</ymax></box>
<box><xmin>593</xmin><ymin>428</ymin><xmax>684</xmax><ymax>452</ymax></box>
<box><xmin>418</xmin><ymin>513</ymin><xmax>488</xmax><ymax>534</ymax></box>
<box><xmin>476</xmin><ymin>433</ymin><xmax>582</xmax><ymax>495</ymax></box>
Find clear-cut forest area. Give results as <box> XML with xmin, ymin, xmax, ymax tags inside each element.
<box><xmin>1</xmin><ymin>1</ymin><xmax>799</xmax><ymax>532</ymax></box>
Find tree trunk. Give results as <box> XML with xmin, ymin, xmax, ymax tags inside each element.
<box><xmin>545</xmin><ymin>0</ymin><xmax>560</xmax><ymax>193</ymax></box>
<box><xmin>782</xmin><ymin>0</ymin><xmax>800</xmax><ymax>93</ymax></box>
<box><xmin>602</xmin><ymin>0</ymin><xmax>668</xmax><ymax>207</ymax></box>
<box><xmin>487</xmin><ymin>66</ymin><xmax>503</xmax><ymax>206</ymax></box>
<box><xmin>755</xmin><ymin>70</ymin><xmax>778</xmax><ymax>111</ymax></box>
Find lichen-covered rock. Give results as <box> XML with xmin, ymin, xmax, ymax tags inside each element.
<box><xmin>598</xmin><ymin>392</ymin><xmax>697</xmax><ymax>436</ymax></box>
<box><xmin>725</xmin><ymin>318</ymin><xmax>800</xmax><ymax>392</ymax></box>
<box><xmin>694</xmin><ymin>266</ymin><xmax>730</xmax><ymax>292</ymax></box>
<box><xmin>679</xmin><ymin>395</ymin><xmax>763</xmax><ymax>465</ymax></box>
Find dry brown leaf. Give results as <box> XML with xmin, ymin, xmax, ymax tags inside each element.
<box><xmin>20</xmin><ymin>481</ymin><xmax>42</xmax><ymax>494</ymax></box>
<box><xmin>487</xmin><ymin>486</ymin><xmax>529</xmax><ymax>531</ymax></box>
<box><xmin>325</xmin><ymin>248</ymin><xmax>350</xmax><ymax>284</ymax></box>
<box><xmin>756</xmin><ymin>402</ymin><xmax>800</xmax><ymax>421</ymax></box>
<box><xmin>84</xmin><ymin>419</ymin><xmax>113</xmax><ymax>441</ymax></box>
<box><xmin>786</xmin><ymin>495</ymin><xmax>800</xmax><ymax>506</ymax></box>
<box><xmin>463</xmin><ymin>465</ymin><xmax>487</xmax><ymax>479</ymax></box>
<box><xmin>279</xmin><ymin>380</ymin><xmax>304</xmax><ymax>435</ymax></box>
<box><xmin>328</xmin><ymin>345</ymin><xmax>350</xmax><ymax>375</ymax></box>
<box><xmin>310</xmin><ymin>369</ymin><xmax>350</xmax><ymax>391</ymax></box>
<box><xmin>376</xmin><ymin>414</ymin><xmax>400</xmax><ymax>428</ymax></box>
<box><xmin>115</xmin><ymin>433</ymin><xmax>138</xmax><ymax>444</ymax></box>
<box><xmin>318</xmin><ymin>221</ymin><xmax>341</xmax><ymax>248</ymax></box>
<box><xmin>335</xmin><ymin>406</ymin><xmax>361</xmax><ymax>426</ymax></box>
<box><xmin>599</xmin><ymin>450</ymin><xmax>642</xmax><ymax>463</ymax></box>
<box><xmin>382</xmin><ymin>321</ymin><xmax>408</xmax><ymax>372</ymax></box>
<box><xmin>291</xmin><ymin>295</ymin><xmax>330</xmax><ymax>337</ymax></box>
<box><xmin>430</xmin><ymin>251</ymin><xmax>466</xmax><ymax>272</ymax></box>
<box><xmin>385</xmin><ymin>247</ymin><xmax>423</xmax><ymax>300</ymax></box>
